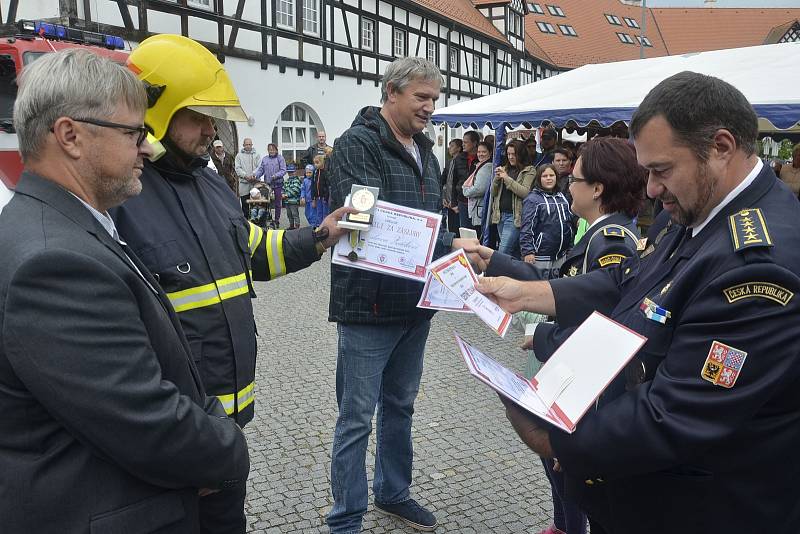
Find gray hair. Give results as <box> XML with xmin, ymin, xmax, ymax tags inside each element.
<box><xmin>380</xmin><ymin>57</ymin><xmax>443</xmax><ymax>103</ymax></box>
<box><xmin>14</xmin><ymin>48</ymin><xmax>146</xmax><ymax>161</ymax></box>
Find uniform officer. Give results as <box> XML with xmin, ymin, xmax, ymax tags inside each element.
<box><xmin>0</xmin><ymin>49</ymin><xmax>249</xmax><ymax>533</ymax></box>
<box><xmin>477</xmin><ymin>71</ymin><xmax>800</xmax><ymax>534</ymax></box>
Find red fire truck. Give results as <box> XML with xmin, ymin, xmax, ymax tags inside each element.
<box><xmin>0</xmin><ymin>20</ymin><xmax>129</xmax><ymax>198</ymax></box>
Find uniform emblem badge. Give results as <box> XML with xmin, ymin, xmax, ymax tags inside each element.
<box><xmin>723</xmin><ymin>282</ymin><xmax>793</xmax><ymax>306</ymax></box>
<box><xmin>728</xmin><ymin>208</ymin><xmax>773</xmax><ymax>252</ymax></box>
<box><xmin>701</xmin><ymin>341</ymin><xmax>747</xmax><ymax>389</ymax></box>
<box><xmin>567</xmin><ymin>265</ymin><xmax>579</xmax><ymax>277</ymax></box>
<box><xmin>660</xmin><ymin>282</ymin><xmax>672</xmax><ymax>296</ymax></box>
<box><xmin>598</xmin><ymin>254</ymin><xmax>625</xmax><ymax>267</ymax></box>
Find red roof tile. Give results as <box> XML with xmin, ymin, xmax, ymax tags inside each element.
<box><xmin>522</xmin><ymin>1</ymin><xmax>800</xmax><ymax>69</ymax></box>
<box><xmin>409</xmin><ymin>0</ymin><xmax>508</xmax><ymax>44</ymax></box>
<box><xmin>524</xmin><ymin>0</ymin><xmax>670</xmax><ymax>69</ymax></box>
<box><xmin>651</xmin><ymin>8</ymin><xmax>800</xmax><ymax>55</ymax></box>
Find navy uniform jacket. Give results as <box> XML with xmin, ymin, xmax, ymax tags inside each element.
<box><xmin>548</xmin><ymin>164</ymin><xmax>800</xmax><ymax>534</ymax></box>
<box><xmin>486</xmin><ymin>212</ymin><xmax>640</xmax><ymax>362</ymax></box>
<box><xmin>0</xmin><ymin>173</ymin><xmax>249</xmax><ymax>533</ymax></box>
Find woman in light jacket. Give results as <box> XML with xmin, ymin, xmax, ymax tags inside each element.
<box><xmin>490</xmin><ymin>139</ymin><xmax>536</xmax><ymax>258</ymax></box>
<box><xmin>461</xmin><ymin>141</ymin><xmax>494</xmax><ymax>237</ymax></box>
<box><xmin>519</xmin><ymin>163</ymin><xmax>574</xmax><ymax>279</ymax></box>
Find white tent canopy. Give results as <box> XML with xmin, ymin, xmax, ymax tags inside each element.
<box><xmin>432</xmin><ymin>42</ymin><xmax>800</xmax><ymax>133</ymax></box>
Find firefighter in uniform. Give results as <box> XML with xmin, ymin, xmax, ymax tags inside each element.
<box><xmin>110</xmin><ymin>34</ymin><xmax>353</xmax><ymax>533</ymax></box>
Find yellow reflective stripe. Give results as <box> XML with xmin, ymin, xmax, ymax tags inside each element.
<box><xmin>166</xmin><ymin>273</ymin><xmax>249</xmax><ymax>313</ymax></box>
<box><xmin>216</xmin><ymin>381</ymin><xmax>255</xmax><ymax>416</ymax></box>
<box><xmin>238</xmin><ymin>382</ymin><xmax>255</xmax><ymax>411</ymax></box>
<box><xmin>266</xmin><ymin>229</ymin><xmax>287</xmax><ymax>278</ymax></box>
<box><xmin>247</xmin><ymin>222</ymin><xmax>263</xmax><ymax>257</ymax></box>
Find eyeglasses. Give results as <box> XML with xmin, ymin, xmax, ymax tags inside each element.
<box><xmin>567</xmin><ymin>174</ymin><xmax>587</xmax><ymax>185</ymax></box>
<box><xmin>70</xmin><ymin>117</ymin><xmax>151</xmax><ymax>147</ymax></box>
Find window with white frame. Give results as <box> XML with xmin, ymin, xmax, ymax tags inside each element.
<box><xmin>546</xmin><ymin>4</ymin><xmax>565</xmax><ymax>17</ymax></box>
<box><xmin>449</xmin><ymin>49</ymin><xmax>458</xmax><ymax>72</ymax></box>
<box><xmin>166</xmin><ymin>0</ymin><xmax>214</xmax><ymax>10</ymax></box>
<box><xmin>636</xmin><ymin>35</ymin><xmax>653</xmax><ymax>47</ymax></box>
<box><xmin>393</xmin><ymin>28</ymin><xmax>406</xmax><ymax>57</ymax></box>
<box><xmin>271</xmin><ymin>103</ymin><xmax>321</xmax><ymax>164</ymax></box>
<box><xmin>623</xmin><ymin>17</ymin><xmax>640</xmax><ymax>29</ymax></box>
<box><xmin>276</xmin><ymin>0</ymin><xmax>295</xmax><ymax>29</ymax></box>
<box><xmin>617</xmin><ymin>32</ymin><xmax>634</xmax><ymax>44</ymax></box>
<box><xmin>472</xmin><ymin>54</ymin><xmax>481</xmax><ymax>78</ymax></box>
<box><xmin>427</xmin><ymin>40</ymin><xmax>437</xmax><ymax>63</ymax></box>
<box><xmin>536</xmin><ymin>21</ymin><xmax>556</xmax><ymax>34</ymax></box>
<box><xmin>527</xmin><ymin>2</ymin><xmax>544</xmax><ymax>14</ymax></box>
<box><xmin>558</xmin><ymin>24</ymin><xmax>577</xmax><ymax>36</ymax></box>
<box><xmin>605</xmin><ymin>14</ymin><xmax>621</xmax><ymax>25</ymax></box>
<box><xmin>509</xmin><ymin>11</ymin><xmax>524</xmax><ymax>37</ymax></box>
<box><xmin>361</xmin><ymin>18</ymin><xmax>374</xmax><ymax>50</ymax></box>
<box><xmin>302</xmin><ymin>0</ymin><xmax>319</xmax><ymax>34</ymax></box>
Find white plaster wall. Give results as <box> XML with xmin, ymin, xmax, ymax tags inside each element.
<box><xmin>0</xmin><ymin>0</ymin><xmax>59</xmax><ymax>20</ymax></box>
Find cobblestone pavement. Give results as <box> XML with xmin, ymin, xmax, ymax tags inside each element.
<box><xmin>246</xmin><ymin>252</ymin><xmax>553</xmax><ymax>533</ymax></box>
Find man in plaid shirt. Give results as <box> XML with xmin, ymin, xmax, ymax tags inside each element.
<box><xmin>326</xmin><ymin>57</ymin><xmax>457</xmax><ymax>534</ymax></box>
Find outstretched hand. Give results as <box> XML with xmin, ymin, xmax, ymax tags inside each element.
<box><xmin>318</xmin><ymin>206</ymin><xmax>359</xmax><ymax>248</ymax></box>
<box><xmin>475</xmin><ymin>276</ymin><xmax>530</xmax><ymax>314</ymax></box>
<box><xmin>453</xmin><ymin>238</ymin><xmax>494</xmax><ymax>273</ymax></box>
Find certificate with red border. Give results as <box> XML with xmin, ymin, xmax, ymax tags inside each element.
<box><xmin>332</xmin><ymin>200</ymin><xmax>441</xmax><ymax>282</ymax></box>
<box><xmin>428</xmin><ymin>249</ymin><xmax>512</xmax><ymax>337</ymax></box>
<box><xmin>454</xmin><ymin>312</ymin><xmax>647</xmax><ymax>433</ymax></box>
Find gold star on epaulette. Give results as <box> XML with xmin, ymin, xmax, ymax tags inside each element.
<box><xmin>729</xmin><ymin>209</ymin><xmax>773</xmax><ymax>252</ymax></box>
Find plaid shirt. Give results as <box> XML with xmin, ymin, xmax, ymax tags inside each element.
<box><xmin>328</xmin><ymin>106</ymin><xmax>447</xmax><ymax>324</ymax></box>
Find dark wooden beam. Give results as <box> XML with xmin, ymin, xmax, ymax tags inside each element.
<box><xmin>116</xmin><ymin>0</ymin><xmax>135</xmax><ymax>30</ymax></box>
<box><xmin>138</xmin><ymin>0</ymin><xmax>148</xmax><ymax>33</ymax></box>
<box><xmin>179</xmin><ymin>0</ymin><xmax>188</xmax><ymax>37</ymax></box>
<box><xmin>226</xmin><ymin>0</ymin><xmax>246</xmax><ymax>50</ymax></box>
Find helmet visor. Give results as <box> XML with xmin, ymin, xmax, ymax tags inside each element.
<box><xmin>187</xmin><ymin>105</ymin><xmax>249</xmax><ymax>123</ymax></box>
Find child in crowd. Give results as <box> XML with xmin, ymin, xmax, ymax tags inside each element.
<box><xmin>520</xmin><ymin>163</ymin><xmax>574</xmax><ymax>279</ymax></box>
<box><xmin>312</xmin><ymin>154</ymin><xmax>331</xmax><ymax>226</ymax></box>
<box><xmin>283</xmin><ymin>164</ymin><xmax>302</xmax><ymax>229</ymax></box>
<box><xmin>248</xmin><ymin>184</ymin><xmax>272</xmax><ymax>228</ymax></box>
<box><xmin>302</xmin><ymin>164</ymin><xmax>316</xmax><ymax>225</ymax></box>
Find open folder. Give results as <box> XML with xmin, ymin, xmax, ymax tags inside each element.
<box><xmin>455</xmin><ymin>311</ymin><xmax>647</xmax><ymax>433</ymax></box>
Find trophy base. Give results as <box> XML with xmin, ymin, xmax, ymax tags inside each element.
<box><xmin>337</xmin><ymin>220</ymin><xmax>372</xmax><ymax>231</ymax></box>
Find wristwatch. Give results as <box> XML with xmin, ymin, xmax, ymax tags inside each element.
<box><xmin>313</xmin><ymin>226</ymin><xmax>329</xmax><ymax>256</ymax></box>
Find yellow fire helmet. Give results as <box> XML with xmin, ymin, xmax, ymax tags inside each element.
<box><xmin>126</xmin><ymin>34</ymin><xmax>248</xmax><ymax>141</ymax></box>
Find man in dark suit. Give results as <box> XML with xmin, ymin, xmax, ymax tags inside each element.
<box><xmin>0</xmin><ymin>49</ymin><xmax>249</xmax><ymax>533</ymax></box>
<box><xmin>477</xmin><ymin>72</ymin><xmax>800</xmax><ymax>534</ymax></box>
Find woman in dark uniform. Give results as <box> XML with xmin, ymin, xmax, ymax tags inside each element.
<box><xmin>474</xmin><ymin>137</ymin><xmax>647</xmax><ymax>534</ymax></box>
<box><xmin>483</xmin><ymin>137</ymin><xmax>645</xmax><ymax>282</ymax></box>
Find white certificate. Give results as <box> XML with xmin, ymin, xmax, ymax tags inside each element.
<box><xmin>454</xmin><ymin>311</ymin><xmax>647</xmax><ymax>433</ymax></box>
<box><xmin>428</xmin><ymin>249</ymin><xmax>512</xmax><ymax>337</ymax></box>
<box><xmin>332</xmin><ymin>200</ymin><xmax>442</xmax><ymax>282</ymax></box>
<box><xmin>417</xmin><ymin>274</ymin><xmax>473</xmax><ymax>313</ymax></box>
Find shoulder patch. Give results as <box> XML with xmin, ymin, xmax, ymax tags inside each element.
<box><xmin>598</xmin><ymin>254</ymin><xmax>626</xmax><ymax>267</ymax></box>
<box><xmin>723</xmin><ymin>282</ymin><xmax>793</xmax><ymax>306</ymax></box>
<box><xmin>701</xmin><ymin>341</ymin><xmax>747</xmax><ymax>389</ymax></box>
<box><xmin>603</xmin><ymin>226</ymin><xmax>625</xmax><ymax>238</ymax></box>
<box><xmin>728</xmin><ymin>209</ymin><xmax>773</xmax><ymax>252</ymax></box>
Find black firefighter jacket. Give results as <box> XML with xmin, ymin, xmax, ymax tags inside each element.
<box><xmin>111</xmin><ymin>152</ymin><xmax>321</xmax><ymax>425</ymax></box>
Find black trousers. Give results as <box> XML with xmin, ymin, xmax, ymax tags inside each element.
<box><xmin>199</xmin><ymin>481</ymin><xmax>247</xmax><ymax>534</ymax></box>
<box><xmin>240</xmin><ymin>196</ymin><xmax>249</xmax><ymax>218</ymax></box>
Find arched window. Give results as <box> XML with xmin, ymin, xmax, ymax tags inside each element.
<box><xmin>271</xmin><ymin>103</ymin><xmax>324</xmax><ymax>165</ymax></box>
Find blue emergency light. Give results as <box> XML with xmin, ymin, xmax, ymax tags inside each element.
<box><xmin>17</xmin><ymin>20</ymin><xmax>126</xmax><ymax>50</ymax></box>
